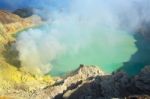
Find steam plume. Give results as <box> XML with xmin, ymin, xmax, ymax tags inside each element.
<box><xmin>14</xmin><ymin>0</ymin><xmax>150</xmax><ymax>74</ymax></box>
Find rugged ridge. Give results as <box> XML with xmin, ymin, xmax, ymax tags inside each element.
<box><xmin>32</xmin><ymin>65</ymin><xmax>150</xmax><ymax>99</ymax></box>
<box><xmin>32</xmin><ymin>65</ymin><xmax>105</xmax><ymax>99</ymax></box>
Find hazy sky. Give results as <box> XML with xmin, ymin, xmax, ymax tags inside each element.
<box><xmin>0</xmin><ymin>0</ymin><xmax>69</xmax><ymax>11</ymax></box>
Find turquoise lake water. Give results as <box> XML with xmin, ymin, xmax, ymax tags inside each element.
<box><xmin>42</xmin><ymin>25</ymin><xmax>138</xmax><ymax>76</ymax></box>
<box><xmin>16</xmin><ymin>24</ymin><xmax>138</xmax><ymax>76</ymax></box>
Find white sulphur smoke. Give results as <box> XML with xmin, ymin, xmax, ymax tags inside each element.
<box><xmin>16</xmin><ymin>28</ymin><xmax>65</xmax><ymax>74</ymax></box>
<box><xmin>16</xmin><ymin>0</ymin><xmax>150</xmax><ymax>74</ymax></box>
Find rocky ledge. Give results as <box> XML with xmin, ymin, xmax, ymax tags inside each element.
<box><xmin>32</xmin><ymin>65</ymin><xmax>150</xmax><ymax>99</ymax></box>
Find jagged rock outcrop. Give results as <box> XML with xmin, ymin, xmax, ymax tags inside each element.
<box><xmin>32</xmin><ymin>65</ymin><xmax>150</xmax><ymax>99</ymax></box>
<box><xmin>32</xmin><ymin>65</ymin><xmax>105</xmax><ymax>99</ymax></box>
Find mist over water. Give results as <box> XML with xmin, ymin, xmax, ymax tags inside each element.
<box><xmin>14</xmin><ymin>0</ymin><xmax>150</xmax><ymax>75</ymax></box>
<box><xmin>16</xmin><ymin>21</ymin><xmax>137</xmax><ymax>75</ymax></box>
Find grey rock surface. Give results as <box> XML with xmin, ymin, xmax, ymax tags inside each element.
<box><xmin>32</xmin><ymin>65</ymin><xmax>150</xmax><ymax>99</ymax></box>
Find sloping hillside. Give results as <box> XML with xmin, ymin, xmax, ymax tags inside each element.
<box><xmin>0</xmin><ymin>10</ymin><xmax>22</xmax><ymax>24</ymax></box>
<box><xmin>0</xmin><ymin>10</ymin><xmax>54</xmax><ymax>98</ymax></box>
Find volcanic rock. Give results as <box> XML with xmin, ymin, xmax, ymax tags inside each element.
<box><xmin>32</xmin><ymin>65</ymin><xmax>150</xmax><ymax>99</ymax></box>
<box><xmin>32</xmin><ymin>65</ymin><xmax>105</xmax><ymax>99</ymax></box>
<box><xmin>132</xmin><ymin>66</ymin><xmax>150</xmax><ymax>95</ymax></box>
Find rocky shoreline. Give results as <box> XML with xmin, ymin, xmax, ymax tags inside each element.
<box><xmin>2</xmin><ymin>64</ymin><xmax>149</xmax><ymax>99</ymax></box>
<box><xmin>32</xmin><ymin>65</ymin><xmax>150</xmax><ymax>99</ymax></box>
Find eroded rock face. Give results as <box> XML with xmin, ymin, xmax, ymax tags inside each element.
<box><xmin>32</xmin><ymin>65</ymin><xmax>150</xmax><ymax>99</ymax></box>
<box><xmin>132</xmin><ymin>66</ymin><xmax>150</xmax><ymax>95</ymax></box>
<box><xmin>32</xmin><ymin>65</ymin><xmax>105</xmax><ymax>99</ymax></box>
<box><xmin>100</xmin><ymin>72</ymin><xmax>131</xmax><ymax>97</ymax></box>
